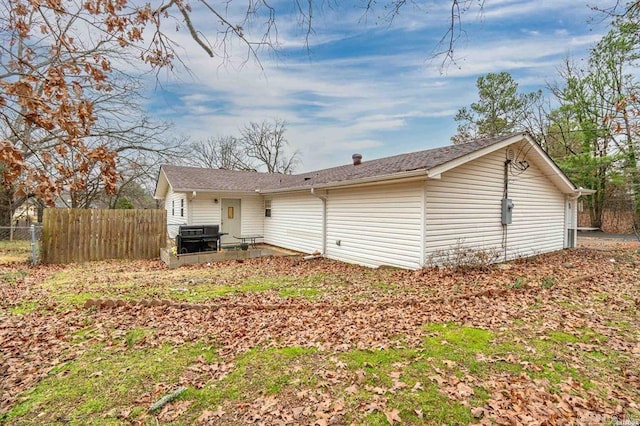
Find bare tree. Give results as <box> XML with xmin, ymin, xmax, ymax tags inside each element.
<box><xmin>0</xmin><ymin>33</ymin><xmax>179</xmax><ymax>222</ymax></box>
<box><xmin>189</xmin><ymin>136</ymin><xmax>256</xmax><ymax>170</ymax></box>
<box><xmin>0</xmin><ymin>0</ymin><xmax>484</xmax><ymax>206</ymax></box>
<box><xmin>240</xmin><ymin>120</ymin><xmax>300</xmax><ymax>174</ymax></box>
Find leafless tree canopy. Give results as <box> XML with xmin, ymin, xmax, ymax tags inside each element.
<box><xmin>188</xmin><ymin>120</ymin><xmax>300</xmax><ymax>174</ymax></box>
<box><xmin>189</xmin><ymin>136</ymin><xmax>255</xmax><ymax>171</ymax></box>
<box><xmin>241</xmin><ymin>120</ymin><xmax>300</xmax><ymax>174</ymax></box>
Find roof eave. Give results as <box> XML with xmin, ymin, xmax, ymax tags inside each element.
<box><xmin>153</xmin><ymin>167</ymin><xmax>170</xmax><ymax>200</ymax></box>
<box><xmin>426</xmin><ymin>133</ymin><xmax>529</xmax><ymax>177</ymax></box>
<box><xmin>574</xmin><ymin>187</ymin><xmax>597</xmax><ymax>196</ymax></box>
<box><xmin>171</xmin><ymin>188</ymin><xmax>262</xmax><ymax>195</ymax></box>
<box><xmin>261</xmin><ymin>169</ymin><xmax>430</xmax><ymax>193</ymax></box>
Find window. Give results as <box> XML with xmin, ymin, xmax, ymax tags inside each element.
<box><xmin>172</xmin><ymin>200</ymin><xmax>175</xmax><ymax>216</ymax></box>
<box><xmin>264</xmin><ymin>199</ymin><xmax>272</xmax><ymax>217</ymax></box>
<box><xmin>180</xmin><ymin>199</ymin><xmax>184</xmax><ymax>217</ymax></box>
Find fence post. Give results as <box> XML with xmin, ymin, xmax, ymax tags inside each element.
<box><xmin>30</xmin><ymin>224</ymin><xmax>36</xmax><ymax>265</ymax></box>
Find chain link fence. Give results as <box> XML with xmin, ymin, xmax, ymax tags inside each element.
<box><xmin>0</xmin><ymin>225</ymin><xmax>43</xmax><ymax>264</ymax></box>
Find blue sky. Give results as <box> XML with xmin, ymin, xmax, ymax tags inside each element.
<box><xmin>145</xmin><ymin>0</ymin><xmax>618</xmax><ymax>172</ymax></box>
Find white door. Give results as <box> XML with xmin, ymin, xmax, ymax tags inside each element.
<box><xmin>221</xmin><ymin>199</ymin><xmax>241</xmax><ymax>244</ymax></box>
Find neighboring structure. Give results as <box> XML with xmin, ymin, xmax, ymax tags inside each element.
<box><xmin>154</xmin><ymin>133</ymin><xmax>591</xmax><ymax>269</ymax></box>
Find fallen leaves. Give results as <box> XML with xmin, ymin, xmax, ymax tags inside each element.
<box><xmin>479</xmin><ymin>373</ymin><xmax>620</xmax><ymax>425</ymax></box>
<box><xmin>384</xmin><ymin>408</ymin><xmax>401</xmax><ymax>424</ymax></box>
<box><xmin>195</xmin><ymin>406</ymin><xmax>225</xmax><ymax>425</ymax></box>
<box><xmin>241</xmin><ymin>391</ymin><xmax>347</xmax><ymax>425</ymax></box>
<box><xmin>157</xmin><ymin>400</ymin><xmax>191</xmax><ymax>422</ymax></box>
<box><xmin>180</xmin><ymin>358</ymin><xmax>234</xmax><ymax>388</ymax></box>
<box><xmin>1</xmin><ymin>248</ymin><xmax>639</xmax><ymax>424</ymax></box>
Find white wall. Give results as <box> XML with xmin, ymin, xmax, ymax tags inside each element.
<box><xmin>189</xmin><ymin>193</ymin><xmax>264</xmax><ymax>237</ymax></box>
<box><xmin>507</xmin><ymin>153</ymin><xmax>566</xmax><ymax>258</ymax></box>
<box><xmin>239</xmin><ymin>195</ymin><xmax>264</xmax><ymax>236</ymax></box>
<box><xmin>425</xmin><ymin>145</ymin><xmax>566</xmax><ymax>264</ymax></box>
<box><xmin>264</xmin><ymin>193</ymin><xmax>323</xmax><ymax>253</ymax></box>
<box><xmin>325</xmin><ymin>182</ymin><xmax>424</xmax><ymax>269</ymax></box>
<box><xmin>164</xmin><ymin>188</ymin><xmax>187</xmax><ymax>238</ymax></box>
<box><xmin>190</xmin><ymin>194</ymin><xmax>221</xmax><ymax>225</ymax></box>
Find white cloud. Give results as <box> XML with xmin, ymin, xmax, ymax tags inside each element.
<box><xmin>137</xmin><ymin>0</ymin><xmax>619</xmax><ymax>172</ymax></box>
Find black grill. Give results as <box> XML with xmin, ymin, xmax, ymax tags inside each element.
<box><xmin>176</xmin><ymin>225</ymin><xmax>224</xmax><ymax>254</ymax></box>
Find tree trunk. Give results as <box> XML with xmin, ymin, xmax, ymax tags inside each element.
<box><xmin>590</xmin><ymin>167</ymin><xmax>607</xmax><ymax>229</ymax></box>
<box><xmin>37</xmin><ymin>200</ymin><xmax>44</xmax><ymax>223</ymax></box>
<box><xmin>0</xmin><ymin>187</ymin><xmax>14</xmax><ymax>227</ymax></box>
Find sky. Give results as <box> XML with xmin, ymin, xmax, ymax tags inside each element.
<box><xmin>144</xmin><ymin>0</ymin><xmax>619</xmax><ymax>173</ymax></box>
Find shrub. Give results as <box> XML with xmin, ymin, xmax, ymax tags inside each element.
<box><xmin>426</xmin><ymin>240</ymin><xmax>501</xmax><ymax>272</ymax></box>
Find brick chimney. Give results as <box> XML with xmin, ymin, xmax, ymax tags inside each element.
<box><xmin>352</xmin><ymin>153</ymin><xmax>362</xmax><ymax>166</ymax></box>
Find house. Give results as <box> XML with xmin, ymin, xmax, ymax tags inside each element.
<box><xmin>154</xmin><ymin>132</ymin><xmax>591</xmax><ymax>269</ymax></box>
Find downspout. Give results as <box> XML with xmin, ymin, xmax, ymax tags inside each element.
<box><xmin>310</xmin><ymin>188</ymin><xmax>327</xmax><ymax>255</ymax></box>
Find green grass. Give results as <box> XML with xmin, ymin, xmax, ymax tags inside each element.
<box><xmin>6</xmin><ymin>301</ymin><xmax>40</xmax><ymax>315</ymax></box>
<box><xmin>341</xmin><ymin>346</ymin><xmax>476</xmax><ymax>424</ymax></box>
<box><xmin>39</xmin><ymin>270</ymin><xmax>329</xmax><ymax>307</ymax></box>
<box><xmin>3</xmin><ymin>251</ymin><xmax>639</xmax><ymax>424</ymax></box>
<box><xmin>175</xmin><ymin>347</ymin><xmax>321</xmax><ymax>424</ymax></box>
<box><xmin>541</xmin><ymin>276</ymin><xmax>554</xmax><ymax>288</ymax></box>
<box><xmin>418</xmin><ymin>324</ymin><xmax>605</xmax><ymax>396</ymax></box>
<box><xmin>0</xmin><ymin>240</ymin><xmax>31</xmax><ymax>264</ymax></box>
<box><xmin>511</xmin><ymin>277</ymin><xmax>527</xmax><ymax>289</ymax></box>
<box><xmin>124</xmin><ymin>327</ymin><xmax>148</xmax><ymax>348</ymax></box>
<box><xmin>278</xmin><ymin>287</ymin><xmax>322</xmax><ymax>299</ymax></box>
<box><xmin>421</xmin><ymin>323</ymin><xmax>497</xmax><ymax>374</ymax></box>
<box><xmin>4</xmin><ymin>341</ymin><xmax>214</xmax><ymax>425</ymax></box>
<box><xmin>337</xmin><ymin>325</ymin><xmax>514</xmax><ymax>424</ymax></box>
<box><xmin>4</xmin><ymin>321</ymin><xmax>635</xmax><ymax>425</ymax></box>
<box><xmin>0</xmin><ymin>270</ymin><xmax>28</xmax><ymax>284</ymax></box>
<box><xmin>227</xmin><ymin>346</ymin><xmax>318</xmax><ymax>394</ymax></box>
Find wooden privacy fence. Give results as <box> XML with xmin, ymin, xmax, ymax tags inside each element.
<box><xmin>41</xmin><ymin>209</ymin><xmax>166</xmax><ymax>264</ymax></box>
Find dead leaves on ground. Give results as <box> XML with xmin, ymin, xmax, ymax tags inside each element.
<box><xmin>1</xmin><ymin>249</ymin><xmax>639</xmax><ymax>424</ymax></box>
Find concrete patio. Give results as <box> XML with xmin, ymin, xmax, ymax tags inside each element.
<box><xmin>160</xmin><ymin>244</ymin><xmax>301</xmax><ymax>269</ymax></box>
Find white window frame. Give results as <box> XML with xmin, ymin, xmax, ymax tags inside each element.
<box><xmin>264</xmin><ymin>199</ymin><xmax>272</xmax><ymax>217</ymax></box>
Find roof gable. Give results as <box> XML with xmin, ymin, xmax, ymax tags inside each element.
<box><xmin>426</xmin><ymin>133</ymin><xmax>576</xmax><ymax>194</ymax></box>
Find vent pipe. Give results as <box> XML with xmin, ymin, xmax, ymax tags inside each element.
<box><xmin>352</xmin><ymin>154</ymin><xmax>362</xmax><ymax>165</ymax></box>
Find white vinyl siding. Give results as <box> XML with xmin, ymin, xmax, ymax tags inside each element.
<box><xmin>264</xmin><ymin>193</ymin><xmax>323</xmax><ymax>253</ymax></box>
<box><xmin>425</xmin><ymin>146</ymin><xmax>566</xmax><ymax>264</ymax></box>
<box><xmin>507</xmin><ymin>157</ymin><xmax>565</xmax><ymax>258</ymax></box>
<box><xmin>164</xmin><ymin>188</ymin><xmax>187</xmax><ymax>238</ymax></box>
<box><xmin>190</xmin><ymin>195</ymin><xmax>221</xmax><ymax>225</ymax></box>
<box><xmin>240</xmin><ymin>196</ymin><xmax>265</xmax><ymax>236</ymax></box>
<box><xmin>326</xmin><ymin>182</ymin><xmax>423</xmax><ymax>269</ymax></box>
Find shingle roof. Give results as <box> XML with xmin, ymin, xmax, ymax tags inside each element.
<box><xmin>160</xmin><ymin>133</ymin><xmax>525</xmax><ymax>193</ymax></box>
<box><xmin>160</xmin><ymin>166</ymin><xmax>298</xmax><ymax>192</ymax></box>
